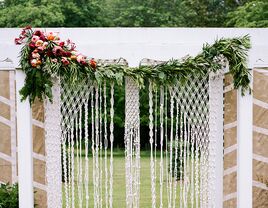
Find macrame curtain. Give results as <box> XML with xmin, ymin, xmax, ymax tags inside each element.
<box><xmin>44</xmin><ymin>58</ymin><xmax>224</xmax><ymax>208</ymax></box>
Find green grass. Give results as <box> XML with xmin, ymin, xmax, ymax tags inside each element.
<box><xmin>63</xmin><ymin>151</ymin><xmax>196</xmax><ymax>207</ymax></box>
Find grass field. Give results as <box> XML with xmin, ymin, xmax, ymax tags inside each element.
<box><xmin>63</xmin><ymin>151</ymin><xmax>194</xmax><ymax>207</ymax></box>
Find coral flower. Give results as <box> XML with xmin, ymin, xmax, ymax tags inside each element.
<box><xmin>90</xmin><ymin>59</ymin><xmax>97</xmax><ymax>69</ymax></box>
<box><xmin>47</xmin><ymin>32</ymin><xmax>55</xmax><ymax>41</ymax></box>
<box><xmin>70</xmin><ymin>55</ymin><xmax>77</xmax><ymax>60</ymax></box>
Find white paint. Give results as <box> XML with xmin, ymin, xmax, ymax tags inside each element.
<box><xmin>16</xmin><ymin>70</ymin><xmax>34</xmax><ymax>208</ymax></box>
<box><xmin>237</xmin><ymin>70</ymin><xmax>253</xmax><ymax>208</ymax></box>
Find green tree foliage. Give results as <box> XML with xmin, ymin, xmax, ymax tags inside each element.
<box><xmin>0</xmin><ymin>0</ymin><xmax>104</xmax><ymax>27</ymax></box>
<box><xmin>0</xmin><ymin>183</ymin><xmax>18</xmax><ymax>208</ymax></box>
<box><xmin>226</xmin><ymin>0</ymin><xmax>268</xmax><ymax>27</ymax></box>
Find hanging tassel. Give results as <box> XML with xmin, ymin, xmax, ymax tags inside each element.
<box><xmin>159</xmin><ymin>86</ymin><xmax>164</xmax><ymax>208</ymax></box>
<box><xmin>149</xmin><ymin>81</ymin><xmax>156</xmax><ymax>207</ymax></box>
<box><xmin>109</xmin><ymin>82</ymin><xmax>114</xmax><ymax>208</ymax></box>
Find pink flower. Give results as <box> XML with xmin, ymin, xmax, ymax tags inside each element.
<box><xmin>76</xmin><ymin>54</ymin><xmax>86</xmax><ymax>63</ymax></box>
<box><xmin>53</xmin><ymin>46</ymin><xmax>63</xmax><ymax>56</ymax></box>
<box><xmin>61</xmin><ymin>57</ymin><xmax>70</xmax><ymax>66</ymax></box>
<box><xmin>51</xmin><ymin>58</ymin><xmax>58</xmax><ymax>63</ymax></box>
<box><xmin>31</xmin><ymin>52</ymin><xmax>40</xmax><ymax>59</ymax></box>
<box><xmin>31</xmin><ymin>35</ymin><xmax>40</xmax><ymax>43</ymax></box>
<box><xmin>15</xmin><ymin>38</ymin><xmax>22</xmax><ymax>45</ymax></box>
<box><xmin>31</xmin><ymin>59</ymin><xmax>37</xmax><ymax>67</ymax></box>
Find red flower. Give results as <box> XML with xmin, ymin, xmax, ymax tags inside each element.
<box><xmin>46</xmin><ymin>50</ymin><xmax>53</xmax><ymax>57</ymax></box>
<box><xmin>61</xmin><ymin>57</ymin><xmax>70</xmax><ymax>66</ymax></box>
<box><xmin>63</xmin><ymin>51</ymin><xmax>72</xmax><ymax>57</ymax></box>
<box><xmin>24</xmin><ymin>26</ymin><xmax>32</xmax><ymax>30</ymax></box>
<box><xmin>15</xmin><ymin>38</ymin><xmax>22</xmax><ymax>45</ymax></box>
<box><xmin>39</xmin><ymin>34</ymin><xmax>46</xmax><ymax>41</ymax></box>
<box><xmin>59</xmin><ymin>42</ymin><xmax>65</xmax><ymax>47</ymax></box>
<box><xmin>29</xmin><ymin>42</ymin><xmax>36</xmax><ymax>49</ymax></box>
<box><xmin>90</xmin><ymin>59</ymin><xmax>97</xmax><ymax>69</ymax></box>
<box><xmin>33</xmin><ymin>30</ymin><xmax>42</xmax><ymax>36</ymax></box>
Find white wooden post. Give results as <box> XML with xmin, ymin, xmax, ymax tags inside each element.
<box><xmin>209</xmin><ymin>71</ymin><xmax>224</xmax><ymax>208</ymax></box>
<box><xmin>16</xmin><ymin>70</ymin><xmax>34</xmax><ymax>208</ymax></box>
<box><xmin>237</xmin><ymin>69</ymin><xmax>253</xmax><ymax>208</ymax></box>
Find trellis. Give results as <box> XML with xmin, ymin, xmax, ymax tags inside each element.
<box><xmin>41</xmin><ymin>57</ymin><xmax>225</xmax><ymax>208</ymax></box>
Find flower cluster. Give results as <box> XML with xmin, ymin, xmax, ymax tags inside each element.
<box><xmin>15</xmin><ymin>26</ymin><xmax>97</xmax><ymax>70</ymax></box>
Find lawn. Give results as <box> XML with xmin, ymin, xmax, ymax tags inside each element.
<box><xmin>62</xmin><ymin>151</ymin><xmax>194</xmax><ymax>207</ymax></box>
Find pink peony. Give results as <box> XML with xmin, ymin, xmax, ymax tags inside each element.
<box><xmin>31</xmin><ymin>52</ymin><xmax>40</xmax><ymax>59</ymax></box>
<box><xmin>31</xmin><ymin>35</ymin><xmax>40</xmax><ymax>43</ymax></box>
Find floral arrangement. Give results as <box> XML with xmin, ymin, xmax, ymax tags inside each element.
<box><xmin>15</xmin><ymin>26</ymin><xmax>96</xmax><ymax>103</ymax></box>
<box><xmin>15</xmin><ymin>27</ymin><xmax>251</xmax><ymax>104</ymax></box>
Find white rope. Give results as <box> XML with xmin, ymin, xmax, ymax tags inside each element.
<box><xmin>95</xmin><ymin>85</ymin><xmax>100</xmax><ymax>207</ymax></box>
<box><xmin>159</xmin><ymin>86</ymin><xmax>164</xmax><ymax>208</ymax></box>
<box><xmin>149</xmin><ymin>81</ymin><xmax>156</xmax><ymax>208</ymax></box>
<box><xmin>84</xmin><ymin>101</ymin><xmax>89</xmax><ymax>208</ymax></box>
<box><xmin>172</xmin><ymin>100</ymin><xmax>179</xmax><ymax>208</ymax></box>
<box><xmin>99</xmin><ymin>85</ymin><xmax>103</xmax><ymax>208</ymax></box>
<box><xmin>79</xmin><ymin>106</ymin><xmax>84</xmax><ymax>208</ymax></box>
<box><xmin>103</xmin><ymin>81</ymin><xmax>108</xmax><ymax>208</ymax></box>
<box><xmin>91</xmin><ymin>89</ymin><xmax>97</xmax><ymax>208</ymax></box>
<box><xmin>168</xmin><ymin>88</ymin><xmax>174</xmax><ymax>208</ymax></box>
<box><xmin>71</xmin><ymin>121</ymin><xmax>75</xmax><ymax>208</ymax></box>
<box><xmin>109</xmin><ymin>82</ymin><xmax>114</xmax><ymax>208</ymax></box>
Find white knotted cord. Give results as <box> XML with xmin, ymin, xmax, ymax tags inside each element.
<box><xmin>84</xmin><ymin>100</ymin><xmax>89</xmax><ymax>208</ymax></box>
<box><xmin>149</xmin><ymin>81</ymin><xmax>156</xmax><ymax>207</ymax></box>
<box><xmin>159</xmin><ymin>86</ymin><xmax>164</xmax><ymax>208</ymax></box>
<box><xmin>109</xmin><ymin>82</ymin><xmax>114</xmax><ymax>208</ymax></box>
<box><xmin>104</xmin><ymin>81</ymin><xmax>108</xmax><ymax>208</ymax></box>
<box><xmin>125</xmin><ymin>77</ymin><xmax>140</xmax><ymax>208</ymax></box>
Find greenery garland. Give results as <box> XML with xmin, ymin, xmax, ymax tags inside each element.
<box><xmin>15</xmin><ymin>27</ymin><xmax>251</xmax><ymax>104</ymax></box>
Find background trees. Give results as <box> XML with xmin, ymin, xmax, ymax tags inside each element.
<box><xmin>1</xmin><ymin>0</ymin><xmax>267</xmax><ymax>27</ymax></box>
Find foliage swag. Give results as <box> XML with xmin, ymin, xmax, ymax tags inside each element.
<box><xmin>15</xmin><ymin>27</ymin><xmax>251</xmax><ymax>104</ymax></box>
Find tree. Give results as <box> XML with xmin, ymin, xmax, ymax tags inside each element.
<box><xmin>0</xmin><ymin>0</ymin><xmax>104</xmax><ymax>27</ymax></box>
<box><xmin>226</xmin><ymin>0</ymin><xmax>268</xmax><ymax>27</ymax></box>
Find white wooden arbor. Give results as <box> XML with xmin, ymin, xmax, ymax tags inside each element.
<box><xmin>5</xmin><ymin>28</ymin><xmax>268</xmax><ymax>208</ymax></box>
